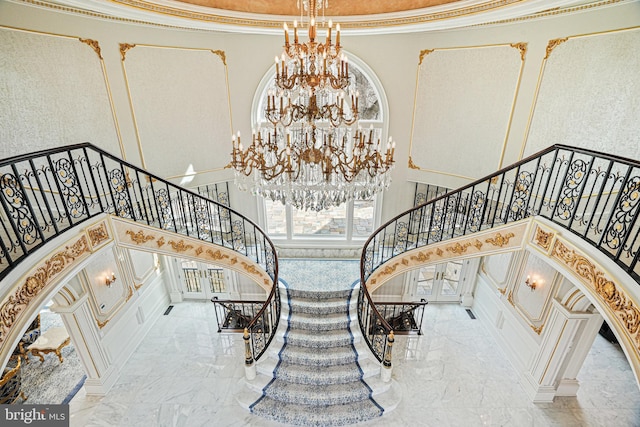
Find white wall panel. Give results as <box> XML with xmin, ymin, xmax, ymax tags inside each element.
<box><xmin>410</xmin><ymin>44</ymin><xmax>524</xmax><ymax>180</ymax></box>
<box><xmin>524</xmin><ymin>29</ymin><xmax>640</xmax><ymax>159</ymax></box>
<box><xmin>0</xmin><ymin>27</ymin><xmax>121</xmax><ymax>159</ymax></box>
<box><xmin>122</xmin><ymin>45</ymin><xmax>231</xmax><ymax>180</ymax></box>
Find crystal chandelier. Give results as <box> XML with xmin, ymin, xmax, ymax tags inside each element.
<box><xmin>230</xmin><ymin>0</ymin><xmax>396</xmax><ymax>211</ymax></box>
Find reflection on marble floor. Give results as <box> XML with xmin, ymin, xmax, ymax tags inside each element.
<box><xmin>69</xmin><ymin>302</ymin><xmax>640</xmax><ymax>427</ymax></box>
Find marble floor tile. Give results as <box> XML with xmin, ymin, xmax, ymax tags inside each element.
<box><xmin>67</xmin><ymin>302</ymin><xmax>639</xmax><ymax>426</ymax></box>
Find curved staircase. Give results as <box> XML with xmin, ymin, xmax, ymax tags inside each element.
<box><xmin>239</xmin><ymin>261</ymin><xmax>400</xmax><ymax>426</ymax></box>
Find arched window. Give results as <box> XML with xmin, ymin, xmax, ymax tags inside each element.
<box><xmin>254</xmin><ymin>53</ymin><xmax>390</xmax><ymax>243</ymax></box>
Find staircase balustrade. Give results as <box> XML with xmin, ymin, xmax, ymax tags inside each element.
<box><xmin>0</xmin><ymin>143</ymin><xmax>279</xmax><ymax>361</ymax></box>
<box><xmin>359</xmin><ymin>145</ymin><xmax>640</xmax><ymax>362</ymax></box>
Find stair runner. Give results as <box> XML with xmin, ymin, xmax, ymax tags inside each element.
<box><xmin>244</xmin><ymin>278</ymin><xmax>395</xmax><ymax>426</ymax></box>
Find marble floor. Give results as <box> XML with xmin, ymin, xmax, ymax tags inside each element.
<box><xmin>69</xmin><ymin>301</ymin><xmax>640</xmax><ymax>427</ymax></box>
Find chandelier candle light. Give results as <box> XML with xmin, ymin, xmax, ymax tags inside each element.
<box><xmin>230</xmin><ymin>0</ymin><xmax>396</xmax><ymax>211</ymax></box>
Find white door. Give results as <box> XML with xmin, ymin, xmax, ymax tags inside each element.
<box><xmin>416</xmin><ymin>260</ymin><xmax>464</xmax><ymax>302</ymax></box>
<box><xmin>177</xmin><ymin>259</ymin><xmax>230</xmax><ymax>300</ymax></box>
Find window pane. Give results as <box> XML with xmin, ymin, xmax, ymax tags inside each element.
<box><xmin>292</xmin><ymin>204</ymin><xmax>346</xmax><ymax>236</ymax></box>
<box><xmin>264</xmin><ymin>199</ymin><xmax>287</xmax><ymax>235</ymax></box>
<box><xmin>353</xmin><ymin>199</ymin><xmax>375</xmax><ymax>237</ymax></box>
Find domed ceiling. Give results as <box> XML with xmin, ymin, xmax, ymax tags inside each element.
<box><xmin>42</xmin><ymin>0</ymin><xmax>605</xmax><ymax>33</ymax></box>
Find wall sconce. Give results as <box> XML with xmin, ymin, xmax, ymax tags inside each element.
<box><xmin>525</xmin><ymin>275</ymin><xmax>537</xmax><ymax>291</ymax></box>
<box><xmin>105</xmin><ymin>273</ymin><xmax>116</xmax><ymax>287</ymax></box>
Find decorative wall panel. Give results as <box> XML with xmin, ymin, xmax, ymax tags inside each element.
<box><xmin>0</xmin><ymin>27</ymin><xmax>122</xmax><ymax>159</ymax></box>
<box><xmin>523</xmin><ymin>28</ymin><xmax>640</xmax><ymax>160</ymax></box>
<box><xmin>409</xmin><ymin>43</ymin><xmax>526</xmax><ymax>179</ymax></box>
<box><xmin>121</xmin><ymin>44</ymin><xmax>231</xmax><ymax>180</ymax></box>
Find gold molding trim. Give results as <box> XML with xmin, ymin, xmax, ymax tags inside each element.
<box><xmin>87</xmin><ymin>222</ymin><xmax>110</xmax><ymax>248</ymax></box>
<box><xmin>156</xmin><ymin>237</ymin><xmax>165</xmax><ymax>248</ymax></box>
<box><xmin>418</xmin><ymin>49</ymin><xmax>435</xmax><ymax>65</ymax></box>
<box><xmin>206</xmin><ymin>249</ymin><xmax>231</xmax><ymax>262</ymax></box>
<box><xmin>125</xmin><ymin>286</ymin><xmax>134</xmax><ymax>302</ymax></box>
<box><xmin>544</xmin><ymin>37</ymin><xmax>569</xmax><ymax>60</ymax></box>
<box><xmin>168</xmin><ymin>240</ymin><xmax>194</xmax><ymax>253</ymax></box>
<box><xmin>0</xmin><ymin>236</ymin><xmax>90</xmax><ymax>347</ymax></box>
<box><xmin>408</xmin><ymin>156</ymin><xmax>420</xmax><ymax>170</ymax></box>
<box><xmin>534</xmin><ymin>226</ymin><xmax>554</xmax><ymax>251</ymax></box>
<box><xmin>367</xmin><ymin>222</ymin><xmax>528</xmax><ymax>291</ymax></box>
<box><xmin>125</xmin><ymin>230</ymin><xmax>155</xmax><ymax>245</ymax></box>
<box><xmin>531</xmin><ymin>324</ymin><xmax>544</xmax><ymax>335</ymax></box>
<box><xmin>409</xmin><ymin>42</ymin><xmax>526</xmax><ymax>174</ymax></box>
<box><xmin>485</xmin><ymin>232</ymin><xmax>515</xmax><ymax>247</ymax></box>
<box><xmin>79</xmin><ymin>38</ymin><xmax>103</xmax><ymax>59</ymax></box>
<box><xmin>510</xmin><ymin>42</ymin><xmax>527</xmax><ymax>61</ymax></box>
<box><xmin>446</xmin><ymin>242</ymin><xmax>472</xmax><ymax>255</ymax></box>
<box><xmin>119</xmin><ymin>43</ymin><xmax>136</xmax><ymax>61</ymax></box>
<box><xmin>211</xmin><ymin>49</ymin><xmax>226</xmax><ymax>65</ymax></box>
<box><xmin>134</xmin><ymin>282</ymin><xmax>143</xmax><ymax>290</ymax></box>
<box><xmin>498</xmin><ymin>287</ymin><xmax>507</xmax><ymax>295</ymax></box>
<box><xmin>551</xmin><ymin>240</ymin><xmax>640</xmax><ymax>350</ymax></box>
<box><xmin>97</xmin><ymin>318</ymin><xmax>109</xmax><ymax>329</ymax></box>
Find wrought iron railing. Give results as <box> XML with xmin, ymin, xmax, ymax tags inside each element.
<box><xmin>0</xmin><ymin>143</ymin><xmax>279</xmax><ymax>361</ymax></box>
<box><xmin>211</xmin><ymin>297</ymin><xmax>269</xmax><ymax>332</ymax></box>
<box><xmin>359</xmin><ymin>144</ymin><xmax>640</xmax><ymax>362</ymax></box>
<box><xmin>374</xmin><ymin>299</ymin><xmax>428</xmax><ymax>335</ymax></box>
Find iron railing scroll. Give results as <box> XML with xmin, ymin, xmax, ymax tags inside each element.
<box><xmin>0</xmin><ymin>143</ymin><xmax>280</xmax><ymax>361</ymax></box>
<box><xmin>359</xmin><ymin>145</ymin><xmax>640</xmax><ymax>362</ymax></box>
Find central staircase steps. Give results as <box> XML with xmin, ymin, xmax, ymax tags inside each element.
<box><xmin>239</xmin><ymin>280</ymin><xmax>401</xmax><ymax>426</ymax></box>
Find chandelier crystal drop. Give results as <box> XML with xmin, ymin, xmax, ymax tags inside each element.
<box><xmin>230</xmin><ymin>0</ymin><xmax>396</xmax><ymax>212</ymax></box>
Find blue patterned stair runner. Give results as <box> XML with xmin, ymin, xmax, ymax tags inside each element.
<box><xmin>249</xmin><ymin>279</ymin><xmax>384</xmax><ymax>426</ymax></box>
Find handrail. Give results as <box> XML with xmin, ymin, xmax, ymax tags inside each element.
<box><xmin>359</xmin><ymin>144</ymin><xmax>640</xmax><ymax>362</ymax></box>
<box><xmin>0</xmin><ymin>143</ymin><xmax>279</xmax><ymax>361</ymax></box>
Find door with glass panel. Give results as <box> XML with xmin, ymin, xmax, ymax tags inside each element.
<box><xmin>178</xmin><ymin>259</ymin><xmax>229</xmax><ymax>300</ymax></box>
<box><xmin>416</xmin><ymin>261</ymin><xmax>463</xmax><ymax>302</ymax></box>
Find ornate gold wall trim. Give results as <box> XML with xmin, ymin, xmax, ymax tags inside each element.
<box><xmin>408</xmin><ymin>41</ymin><xmax>527</xmax><ymax>177</ymax></box>
<box><xmin>367</xmin><ymin>221</ymin><xmax>529</xmax><ymax>292</ymax></box>
<box><xmin>87</xmin><ymin>221</ymin><xmax>111</xmax><ymax>250</ymax></box>
<box><xmin>0</xmin><ymin>234</ymin><xmax>92</xmax><ymax>359</ymax></box>
<box><xmin>551</xmin><ymin>240</ymin><xmax>640</xmax><ymax>352</ymax></box>
<box><xmin>119</xmin><ymin>43</ymin><xmax>232</xmax><ymax>171</ymax></box>
<box><xmin>111</xmin><ymin>217</ymin><xmax>273</xmax><ymax>290</ymax></box>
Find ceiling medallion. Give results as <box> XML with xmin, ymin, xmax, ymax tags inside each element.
<box><xmin>230</xmin><ymin>0</ymin><xmax>395</xmax><ymax>211</ymax></box>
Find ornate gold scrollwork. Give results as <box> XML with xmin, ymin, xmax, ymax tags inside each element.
<box><xmin>531</xmin><ymin>324</ymin><xmax>544</xmax><ymax>335</ymax></box>
<box><xmin>485</xmin><ymin>232</ymin><xmax>515</xmax><ymax>247</ymax></box>
<box><xmin>418</xmin><ymin>49</ymin><xmax>435</xmax><ymax>65</ymax></box>
<box><xmin>446</xmin><ymin>242</ymin><xmax>472</xmax><ymax>255</ymax></box>
<box><xmin>205</xmin><ymin>249</ymin><xmax>230</xmax><ymax>261</ymax></box>
<box><xmin>0</xmin><ymin>237</ymin><xmax>90</xmax><ymax>345</ymax></box>
<box><xmin>473</xmin><ymin>239</ymin><xmax>484</xmax><ymax>250</ymax></box>
<box><xmin>156</xmin><ymin>237</ymin><xmax>165</xmax><ymax>248</ymax></box>
<box><xmin>545</xmin><ymin>37</ymin><xmax>568</xmax><ymax>59</ymax></box>
<box><xmin>240</xmin><ymin>262</ymin><xmax>260</xmax><ymax>276</ymax></box>
<box><xmin>510</xmin><ymin>42</ymin><xmax>528</xmax><ymax>61</ymax></box>
<box><xmin>195</xmin><ymin>247</ymin><xmax>203</xmax><ymax>256</ymax></box>
<box><xmin>167</xmin><ymin>240</ymin><xmax>193</xmax><ymax>253</ymax></box>
<box><xmin>435</xmin><ymin>248</ymin><xmax>444</xmax><ymax>256</ymax></box>
<box><xmin>79</xmin><ymin>38</ymin><xmax>103</xmax><ymax>59</ymax></box>
<box><xmin>211</xmin><ymin>50</ymin><xmax>227</xmax><ymax>65</ymax></box>
<box><xmin>119</xmin><ymin>43</ymin><xmax>136</xmax><ymax>61</ymax></box>
<box><xmin>535</xmin><ymin>227</ymin><xmax>554</xmax><ymax>251</ymax></box>
<box><xmin>408</xmin><ymin>156</ymin><xmax>420</xmax><ymax>170</ymax></box>
<box><xmin>552</xmin><ymin>240</ymin><xmax>640</xmax><ymax>348</ymax></box>
<box><xmin>410</xmin><ymin>251</ymin><xmax>433</xmax><ymax>263</ymax></box>
<box><xmin>125</xmin><ymin>230</ymin><xmax>155</xmax><ymax>245</ymax></box>
<box><xmin>87</xmin><ymin>223</ymin><xmax>109</xmax><ymax>247</ymax></box>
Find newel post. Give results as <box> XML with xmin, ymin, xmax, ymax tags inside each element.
<box><xmin>244</xmin><ymin>328</ymin><xmax>256</xmax><ymax>380</ymax></box>
<box><xmin>381</xmin><ymin>330</ymin><xmax>394</xmax><ymax>382</ymax></box>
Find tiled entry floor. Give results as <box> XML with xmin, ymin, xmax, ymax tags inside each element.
<box><xmin>69</xmin><ymin>302</ymin><xmax>640</xmax><ymax>426</ymax></box>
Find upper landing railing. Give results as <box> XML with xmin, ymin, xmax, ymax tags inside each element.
<box><xmin>359</xmin><ymin>144</ymin><xmax>640</xmax><ymax>362</ymax></box>
<box><xmin>0</xmin><ymin>143</ymin><xmax>279</xmax><ymax>360</ymax></box>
